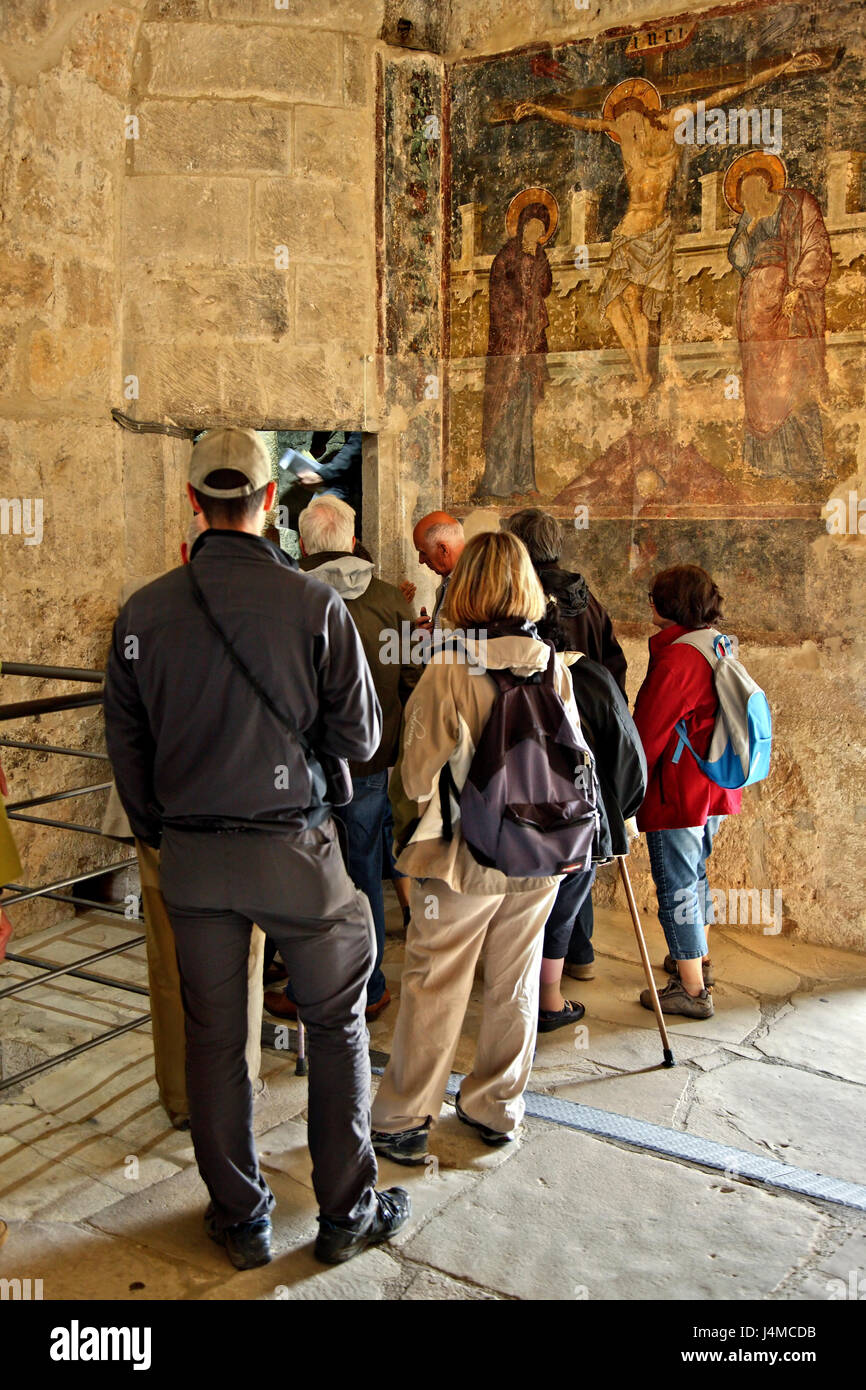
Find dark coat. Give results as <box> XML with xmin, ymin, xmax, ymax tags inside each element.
<box><xmin>537</xmin><ymin>564</ymin><xmax>628</xmax><ymax>694</ymax></box>
<box><xmin>568</xmin><ymin>656</ymin><xmax>647</xmax><ymax>859</ymax></box>
<box><xmin>104</xmin><ymin>529</ymin><xmax>381</xmax><ymax>845</ymax></box>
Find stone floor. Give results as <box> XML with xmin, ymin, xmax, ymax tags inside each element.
<box><xmin>1</xmin><ymin>891</ymin><xmax>865</xmax><ymax>1301</ymax></box>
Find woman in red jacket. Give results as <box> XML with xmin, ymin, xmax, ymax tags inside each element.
<box><xmin>633</xmin><ymin>566</ymin><xmax>742</xmax><ymax>1018</ymax></box>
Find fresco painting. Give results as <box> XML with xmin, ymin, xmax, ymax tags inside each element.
<box><xmin>446</xmin><ymin>0</ymin><xmax>866</xmax><ymax>567</ymax></box>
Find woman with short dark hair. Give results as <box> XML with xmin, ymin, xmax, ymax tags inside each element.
<box><xmin>633</xmin><ymin>565</ymin><xmax>743</xmax><ymax>1018</ymax></box>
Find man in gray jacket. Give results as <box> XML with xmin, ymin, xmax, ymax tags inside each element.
<box><xmin>104</xmin><ymin>427</ymin><xmax>409</xmax><ymax>1269</ymax></box>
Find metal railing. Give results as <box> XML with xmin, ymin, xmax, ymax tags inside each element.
<box><xmin>0</xmin><ymin>661</ymin><xmax>151</xmax><ymax>1093</ymax></box>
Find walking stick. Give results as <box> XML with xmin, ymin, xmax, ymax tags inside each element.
<box><xmin>617</xmin><ymin>856</ymin><xmax>675</xmax><ymax>1069</ymax></box>
<box><xmin>295</xmin><ymin>1018</ymin><xmax>308</xmax><ymax>1076</ymax></box>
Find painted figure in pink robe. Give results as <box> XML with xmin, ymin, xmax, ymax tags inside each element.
<box><xmin>727</xmin><ymin>168</ymin><xmax>831</xmax><ymax>477</ymax></box>
<box><xmin>479</xmin><ymin>202</ymin><xmax>553</xmax><ymax>497</ymax></box>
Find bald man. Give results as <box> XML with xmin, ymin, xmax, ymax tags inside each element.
<box><xmin>411</xmin><ymin>512</ymin><xmax>465</xmax><ymax>628</ymax></box>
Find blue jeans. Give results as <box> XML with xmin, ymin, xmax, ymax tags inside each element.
<box><xmin>334</xmin><ymin>771</ymin><xmax>389</xmax><ymax>1005</ymax></box>
<box><xmin>644</xmin><ymin>817</ymin><xmax>722</xmax><ymax>961</ymax></box>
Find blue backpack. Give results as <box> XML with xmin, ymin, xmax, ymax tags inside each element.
<box><xmin>671</xmin><ymin>630</ymin><xmax>772</xmax><ymax>789</ymax></box>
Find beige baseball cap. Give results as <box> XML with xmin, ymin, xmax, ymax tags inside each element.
<box><xmin>188</xmin><ymin>427</ymin><xmax>272</xmax><ymax>498</ymax></box>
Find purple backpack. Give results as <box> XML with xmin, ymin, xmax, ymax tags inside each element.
<box><xmin>438</xmin><ymin>644</ymin><xmax>599</xmax><ymax>877</ymax></box>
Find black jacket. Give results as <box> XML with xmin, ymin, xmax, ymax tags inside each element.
<box><xmin>104</xmin><ymin>529</ymin><xmax>382</xmax><ymax>845</ymax></box>
<box><xmin>568</xmin><ymin>656</ymin><xmax>647</xmax><ymax>859</ymax></box>
<box><xmin>537</xmin><ymin>564</ymin><xmax>628</xmax><ymax>694</ymax></box>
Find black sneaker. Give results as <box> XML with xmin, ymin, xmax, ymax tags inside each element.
<box><xmin>371</xmin><ymin>1121</ymin><xmax>431</xmax><ymax>1166</ymax></box>
<box><xmin>314</xmin><ymin>1187</ymin><xmax>411</xmax><ymax>1265</ymax></box>
<box><xmin>455</xmin><ymin>1093</ymin><xmax>518</xmax><ymax>1146</ymax></box>
<box><xmin>205</xmin><ymin>1207</ymin><xmax>272</xmax><ymax>1270</ymax></box>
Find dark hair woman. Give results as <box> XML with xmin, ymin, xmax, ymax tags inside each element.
<box><xmin>633</xmin><ymin>565</ymin><xmax>743</xmax><ymax>1018</ymax></box>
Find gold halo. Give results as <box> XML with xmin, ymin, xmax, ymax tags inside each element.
<box><xmin>505</xmin><ymin>187</ymin><xmax>559</xmax><ymax>244</ymax></box>
<box><xmin>723</xmin><ymin>150</ymin><xmax>787</xmax><ymax>213</ymax></box>
<box><xmin>602</xmin><ymin>78</ymin><xmax>662</xmax><ymax>144</ymax></box>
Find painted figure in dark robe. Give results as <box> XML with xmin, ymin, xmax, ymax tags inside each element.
<box><xmin>479</xmin><ymin>190</ymin><xmax>558</xmax><ymax>498</ymax></box>
<box><xmin>725</xmin><ymin>152</ymin><xmax>832</xmax><ymax>478</ymax></box>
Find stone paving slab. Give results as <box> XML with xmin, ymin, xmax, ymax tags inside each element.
<box><xmin>590</xmin><ymin>913</ymin><xmax>803</xmax><ymax>998</ymax></box>
<box><xmin>401</xmin><ymin>1122</ymin><xmax>829</xmax><ymax>1301</ymax></box>
<box><xmin>722</xmin><ymin>930</ymin><xmax>866</xmax><ymax>982</ymax></box>
<box><xmin>0</xmin><ymin>1217</ymin><xmax>221</xmax><ymax>1300</ymax></box>
<box><xmin>754</xmin><ymin>986</ymin><xmax>866</xmax><ymax>1084</ymax></box>
<box><xmin>401</xmin><ymin>1267</ymin><xmax>501</xmax><ymax>1299</ymax></box>
<box><xmin>0</xmin><ymin>1142</ymin><xmax>133</xmax><ymax>1223</ymax></box>
<box><xmin>686</xmin><ymin>1060</ymin><xmax>866</xmax><ymax>1185</ymax></box>
<box><xmin>547</xmin><ymin>1064</ymin><xmax>691</xmax><ymax>1128</ymax></box>
<box><xmin>559</xmin><ymin>956</ymin><xmax>761</xmax><ymax>1045</ymax></box>
<box><xmin>530</xmin><ymin>1013</ymin><xmax>722</xmax><ymax>1074</ymax></box>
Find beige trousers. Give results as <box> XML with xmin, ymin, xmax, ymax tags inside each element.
<box><xmin>372</xmin><ymin>876</ymin><xmax>557</xmax><ymax>1137</ymax></box>
<box><xmin>135</xmin><ymin>840</ymin><xmax>264</xmax><ymax>1118</ymax></box>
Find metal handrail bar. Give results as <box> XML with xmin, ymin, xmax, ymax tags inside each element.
<box><xmin>6</xmin><ymin>782</ymin><xmax>111</xmax><ymax>812</ymax></box>
<box><xmin>0</xmin><ymin>662</ymin><xmax>104</xmax><ymax>683</ymax></box>
<box><xmin>0</xmin><ymin>1015</ymin><xmax>152</xmax><ymax>1093</ymax></box>
<box><xmin>6</xmin><ymin>814</ymin><xmax>110</xmax><ymax>836</ymax></box>
<box><xmin>1</xmin><ymin>860</ymin><xmax>137</xmax><ymax>906</ymax></box>
<box><xmin>0</xmin><ymin>935</ymin><xmax>146</xmax><ymax>999</ymax></box>
<box><xmin>0</xmin><ymin>739</ymin><xmax>110</xmax><ymax>760</ymax></box>
<box><xmin>0</xmin><ymin>693</ymin><xmax>103</xmax><ymax>722</ymax></box>
<box><xmin>25</xmin><ymin>892</ymin><xmax>137</xmax><ymax>915</ymax></box>
<box><xmin>4</xmin><ymin>949</ymin><xmax>148</xmax><ymax>998</ymax></box>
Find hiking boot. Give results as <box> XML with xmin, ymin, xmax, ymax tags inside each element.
<box><xmin>205</xmin><ymin>1207</ymin><xmax>272</xmax><ymax>1271</ymax></box>
<box><xmin>641</xmin><ymin>976</ymin><xmax>714</xmax><ymax>1019</ymax></box>
<box><xmin>455</xmin><ymin>1093</ymin><xmax>519</xmax><ymax>1146</ymax></box>
<box><xmin>371</xmin><ymin>1121</ymin><xmax>431</xmax><ymax>1166</ymax></box>
<box><xmin>663</xmin><ymin>954</ymin><xmax>715</xmax><ymax>987</ymax></box>
<box><xmin>314</xmin><ymin>1188</ymin><xmax>411</xmax><ymax>1265</ymax></box>
<box><xmin>563</xmin><ymin>961</ymin><xmax>595</xmax><ymax>981</ymax></box>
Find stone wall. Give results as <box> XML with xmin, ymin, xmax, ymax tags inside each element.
<box><xmin>0</xmin><ymin>1</ymin><xmax>149</xmax><ymax>933</ymax></box>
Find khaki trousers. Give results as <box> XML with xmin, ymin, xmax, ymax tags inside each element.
<box><xmin>135</xmin><ymin>840</ymin><xmax>264</xmax><ymax>1118</ymax></box>
<box><xmin>372</xmin><ymin>876</ymin><xmax>557</xmax><ymax>1137</ymax></box>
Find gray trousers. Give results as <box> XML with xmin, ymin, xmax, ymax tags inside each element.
<box><xmin>160</xmin><ymin>821</ymin><xmax>378</xmax><ymax>1231</ymax></box>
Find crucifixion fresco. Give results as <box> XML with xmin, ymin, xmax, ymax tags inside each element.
<box><xmin>448</xmin><ymin>1</ymin><xmax>863</xmax><ymax>529</ymax></box>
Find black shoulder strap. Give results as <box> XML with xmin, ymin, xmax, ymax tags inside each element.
<box><xmin>185</xmin><ymin>563</ymin><xmax>311</xmax><ymax>755</ymax></box>
<box><xmin>438</xmin><ymin>760</ymin><xmax>459</xmax><ymax>842</ymax></box>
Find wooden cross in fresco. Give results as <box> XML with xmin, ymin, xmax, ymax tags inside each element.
<box><xmin>489</xmin><ymin>33</ymin><xmax>841</xmax><ymax>125</ymax></box>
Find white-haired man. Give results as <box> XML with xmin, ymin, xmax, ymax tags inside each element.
<box><xmin>264</xmin><ymin>494</ymin><xmax>416</xmax><ymax>1025</ymax></box>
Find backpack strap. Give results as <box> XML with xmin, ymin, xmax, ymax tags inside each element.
<box><xmin>673</xmin><ymin>628</ymin><xmax>734</xmax><ymax>665</ymax></box>
<box><xmin>669</xmin><ymin>630</ymin><xmax>732</xmax><ymax>766</ymax></box>
<box><xmin>438</xmin><ymin>760</ymin><xmax>459</xmax><ymax>842</ymax></box>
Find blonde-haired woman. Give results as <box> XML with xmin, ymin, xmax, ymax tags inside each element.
<box><xmin>372</xmin><ymin>531</ymin><xmax>583</xmax><ymax>1163</ymax></box>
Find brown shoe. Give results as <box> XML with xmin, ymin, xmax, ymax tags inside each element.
<box><xmin>563</xmin><ymin>962</ymin><xmax>595</xmax><ymax>981</ymax></box>
<box><xmin>366</xmin><ymin>988</ymin><xmax>391</xmax><ymax>1021</ymax></box>
<box><xmin>663</xmin><ymin>954</ymin><xmax>715</xmax><ymax>987</ymax></box>
<box><xmin>264</xmin><ymin>990</ymin><xmax>298</xmax><ymax>1021</ymax></box>
<box><xmin>641</xmin><ymin>976</ymin><xmax>714</xmax><ymax>1019</ymax></box>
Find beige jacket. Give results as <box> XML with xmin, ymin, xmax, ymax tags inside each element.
<box><xmin>395</xmin><ymin>632</ymin><xmax>581</xmax><ymax>895</ymax></box>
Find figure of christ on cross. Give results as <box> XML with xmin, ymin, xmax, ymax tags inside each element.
<box><xmin>514</xmin><ymin>51</ymin><xmax>821</xmax><ymax>397</ymax></box>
